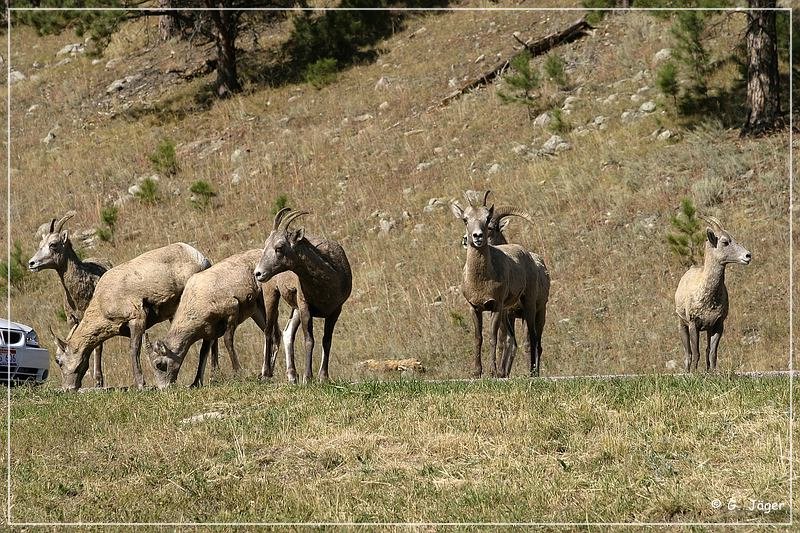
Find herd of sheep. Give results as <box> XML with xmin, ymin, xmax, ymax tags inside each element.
<box><xmin>27</xmin><ymin>191</ymin><xmax>751</xmax><ymax>391</ymax></box>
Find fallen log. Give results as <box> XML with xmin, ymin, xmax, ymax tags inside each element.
<box><xmin>438</xmin><ymin>17</ymin><xmax>593</xmax><ymax>107</ymax></box>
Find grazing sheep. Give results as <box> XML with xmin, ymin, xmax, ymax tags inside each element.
<box><xmin>674</xmin><ymin>215</ymin><xmax>751</xmax><ymax>372</ymax></box>
<box><xmin>459</xmin><ymin>190</ymin><xmax>547</xmax><ymax>376</ymax></box>
<box><xmin>254</xmin><ymin>208</ymin><xmax>352</xmax><ymax>384</ymax></box>
<box><xmin>148</xmin><ymin>249</ymin><xmax>280</xmax><ymax>389</ymax></box>
<box><xmin>50</xmin><ymin>243</ymin><xmax>212</xmax><ymax>390</ymax></box>
<box><xmin>28</xmin><ymin>211</ymin><xmax>112</xmax><ymax>387</ymax></box>
<box><xmin>452</xmin><ymin>192</ymin><xmax>549</xmax><ymax>378</ymax></box>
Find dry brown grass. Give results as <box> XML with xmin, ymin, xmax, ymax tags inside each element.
<box><xmin>5</xmin><ymin>5</ymin><xmax>790</xmax><ymax>389</ymax></box>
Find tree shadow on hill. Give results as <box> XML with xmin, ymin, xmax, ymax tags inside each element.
<box><xmin>244</xmin><ymin>0</ymin><xmax>451</xmax><ymax>89</ymax></box>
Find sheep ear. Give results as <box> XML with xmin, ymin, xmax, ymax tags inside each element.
<box><xmin>706</xmin><ymin>228</ymin><xmax>718</xmax><ymax>247</ymax></box>
<box><xmin>451</xmin><ymin>202</ymin><xmax>464</xmax><ymax>220</ymax></box>
<box><xmin>59</xmin><ymin>230</ymin><xmax>69</xmax><ymax>244</ymax></box>
<box><xmin>486</xmin><ymin>204</ymin><xmax>495</xmax><ymax>222</ymax></box>
<box><xmin>290</xmin><ymin>227</ymin><xmax>304</xmax><ymax>244</ymax></box>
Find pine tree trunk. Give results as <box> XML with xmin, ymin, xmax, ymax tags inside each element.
<box><xmin>158</xmin><ymin>0</ymin><xmax>176</xmax><ymax>41</ymax></box>
<box><xmin>209</xmin><ymin>6</ymin><xmax>241</xmax><ymax>98</ymax></box>
<box><xmin>742</xmin><ymin>0</ymin><xmax>780</xmax><ymax>136</ymax></box>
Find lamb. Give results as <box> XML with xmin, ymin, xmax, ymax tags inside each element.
<box><xmin>451</xmin><ymin>191</ymin><xmax>549</xmax><ymax>378</ymax></box>
<box><xmin>28</xmin><ymin>211</ymin><xmax>112</xmax><ymax>387</ymax></box>
<box><xmin>254</xmin><ymin>207</ymin><xmax>352</xmax><ymax>384</ymax></box>
<box><xmin>50</xmin><ymin>242</ymin><xmax>213</xmax><ymax>390</ymax></box>
<box><xmin>148</xmin><ymin>248</ymin><xmax>281</xmax><ymax>389</ymax></box>
<box><xmin>674</xmin><ymin>215</ymin><xmax>751</xmax><ymax>372</ymax></box>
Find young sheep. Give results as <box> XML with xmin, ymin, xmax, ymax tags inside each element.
<box><xmin>28</xmin><ymin>211</ymin><xmax>112</xmax><ymax>387</ymax></box>
<box><xmin>148</xmin><ymin>248</ymin><xmax>278</xmax><ymax>389</ymax></box>
<box><xmin>254</xmin><ymin>208</ymin><xmax>352</xmax><ymax>384</ymax></box>
<box><xmin>452</xmin><ymin>192</ymin><xmax>549</xmax><ymax>378</ymax></box>
<box><xmin>458</xmin><ymin>190</ymin><xmax>547</xmax><ymax>376</ymax></box>
<box><xmin>674</xmin><ymin>215</ymin><xmax>751</xmax><ymax>372</ymax></box>
<box><xmin>50</xmin><ymin>242</ymin><xmax>212</xmax><ymax>390</ymax></box>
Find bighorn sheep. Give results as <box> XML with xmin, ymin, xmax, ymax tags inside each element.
<box><xmin>148</xmin><ymin>249</ymin><xmax>280</xmax><ymax>389</ymax></box>
<box><xmin>50</xmin><ymin>243</ymin><xmax>212</xmax><ymax>390</ymax></box>
<box><xmin>674</xmin><ymin>215</ymin><xmax>751</xmax><ymax>372</ymax></box>
<box><xmin>451</xmin><ymin>191</ymin><xmax>549</xmax><ymax>378</ymax></box>
<box><xmin>459</xmin><ymin>190</ymin><xmax>545</xmax><ymax>376</ymax></box>
<box><xmin>254</xmin><ymin>208</ymin><xmax>352</xmax><ymax>384</ymax></box>
<box><xmin>28</xmin><ymin>211</ymin><xmax>111</xmax><ymax>387</ymax></box>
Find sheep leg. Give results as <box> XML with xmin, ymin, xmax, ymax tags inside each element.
<box><xmin>319</xmin><ymin>308</ymin><xmax>341</xmax><ymax>383</ymax></box>
<box><xmin>534</xmin><ymin>304</ymin><xmax>547</xmax><ymax>377</ymax></box>
<box><xmin>300</xmin><ymin>309</ymin><xmax>315</xmax><ymax>384</ymax></box>
<box><xmin>283</xmin><ymin>309</ymin><xmax>301</xmax><ymax>384</ymax></box>
<box><xmin>470</xmin><ymin>306</ymin><xmax>483</xmax><ymax>378</ymax></box>
<box><xmin>688</xmin><ymin>323</ymin><xmax>701</xmax><ymax>372</ymax></box>
<box><xmin>679</xmin><ymin>323</ymin><xmax>691</xmax><ymax>372</ymax></box>
<box><xmin>128</xmin><ymin>319</ymin><xmax>146</xmax><ymax>389</ymax></box>
<box><xmin>500</xmin><ymin>314</ymin><xmax>517</xmax><ymax>378</ymax></box>
<box><xmin>210</xmin><ymin>333</ymin><xmax>221</xmax><ymax>372</ymax></box>
<box><xmin>223</xmin><ymin>319</ymin><xmax>241</xmax><ymax>374</ymax></box>
<box><xmin>488</xmin><ymin>311</ymin><xmax>501</xmax><ymax>378</ymax></box>
<box><xmin>261</xmin><ymin>287</ymin><xmax>282</xmax><ymax>379</ymax></box>
<box><xmin>92</xmin><ymin>343</ymin><xmax>104</xmax><ymax>388</ymax></box>
<box><xmin>191</xmin><ymin>338</ymin><xmax>212</xmax><ymax>388</ymax></box>
<box><xmin>250</xmin><ymin>302</ymin><xmax>272</xmax><ymax>377</ymax></box>
<box><xmin>708</xmin><ymin>323</ymin><xmax>723</xmax><ymax>372</ymax></box>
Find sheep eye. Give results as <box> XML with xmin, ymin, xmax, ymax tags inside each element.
<box><xmin>49</xmin><ymin>243</ymin><xmax>57</xmax><ymax>250</ymax></box>
<box><xmin>721</xmin><ymin>240</ymin><xmax>729</xmax><ymax>247</ymax></box>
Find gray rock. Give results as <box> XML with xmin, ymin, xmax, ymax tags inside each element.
<box><xmin>105</xmin><ymin>58</ymin><xmax>121</xmax><ymax>69</ymax></box>
<box><xmin>542</xmin><ymin>135</ymin><xmax>571</xmax><ymax>154</ymax></box>
<box><xmin>231</xmin><ymin>148</ymin><xmax>248</xmax><ymax>164</ymax></box>
<box><xmin>654</xmin><ymin>48</ymin><xmax>672</xmax><ymax>63</ymax></box>
<box><xmin>592</xmin><ymin>115</ymin><xmax>608</xmax><ymax>127</ymax></box>
<box><xmin>106</xmin><ymin>74</ymin><xmax>140</xmax><ymax>93</ymax></box>
<box><xmin>378</xmin><ymin>218</ymin><xmax>395</xmax><ymax>235</ymax></box>
<box><xmin>533</xmin><ymin>112</ymin><xmax>552</xmax><ymax>128</ymax></box>
<box><xmin>374</xmin><ymin>76</ymin><xmax>390</xmax><ymax>90</ymax></box>
<box><xmin>511</xmin><ymin>143</ymin><xmax>528</xmax><ymax>155</ymax></box>
<box><xmin>416</xmin><ymin>161</ymin><xmax>433</xmax><ymax>171</ymax></box>
<box><xmin>562</xmin><ymin>96</ymin><xmax>579</xmax><ymax>110</ymax></box>
<box><xmin>9</xmin><ymin>70</ymin><xmax>25</xmax><ymax>84</ymax></box>
<box><xmin>639</xmin><ymin>100</ymin><xmax>657</xmax><ymax>113</ymax></box>
<box><xmin>378</xmin><ymin>101</ymin><xmax>389</xmax><ymax>110</ymax></box>
<box><xmin>657</xmin><ymin>129</ymin><xmax>672</xmax><ymax>141</ymax></box>
<box><xmin>602</xmin><ymin>93</ymin><xmax>618</xmax><ymax>106</ymax></box>
<box><xmin>353</xmin><ymin>113</ymin><xmax>373</xmax><ymax>122</ymax></box>
<box><xmin>128</xmin><ymin>184</ymin><xmax>141</xmax><ymax>196</ymax></box>
<box><xmin>56</xmin><ymin>43</ymin><xmax>85</xmax><ymax>56</ymax></box>
<box><xmin>412</xmin><ymin>223</ymin><xmax>426</xmax><ymax>233</ymax></box>
<box><xmin>113</xmin><ymin>194</ymin><xmax>133</xmax><ymax>207</ymax></box>
<box><xmin>231</xmin><ymin>170</ymin><xmax>242</xmax><ymax>185</ymax></box>
<box><xmin>630</xmin><ymin>93</ymin><xmax>642</xmax><ymax>103</ymax></box>
<box><xmin>620</xmin><ymin>110</ymin><xmax>636</xmax><ymax>122</ymax></box>
<box><xmin>487</xmin><ymin>163</ymin><xmax>500</xmax><ymax>174</ymax></box>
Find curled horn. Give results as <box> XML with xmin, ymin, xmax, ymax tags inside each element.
<box><xmin>272</xmin><ymin>207</ymin><xmax>292</xmax><ymax>231</ymax></box>
<box><xmin>278</xmin><ymin>210</ymin><xmax>310</xmax><ymax>232</ymax></box>
<box><xmin>492</xmin><ymin>206</ymin><xmax>536</xmax><ymax>226</ymax></box>
<box><xmin>54</xmin><ymin>210</ymin><xmax>77</xmax><ymax>233</ymax></box>
<box><xmin>699</xmin><ymin>214</ymin><xmax>724</xmax><ymax>232</ymax></box>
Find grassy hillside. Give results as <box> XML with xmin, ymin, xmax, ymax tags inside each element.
<box><xmin>4</xmin><ymin>376</ymin><xmax>795</xmax><ymax>524</ymax></box>
<box><xmin>5</xmin><ymin>4</ymin><xmax>791</xmax><ymax>387</ymax></box>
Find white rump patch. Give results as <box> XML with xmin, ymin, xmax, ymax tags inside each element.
<box><xmin>179</xmin><ymin>242</ymin><xmax>212</xmax><ymax>269</ymax></box>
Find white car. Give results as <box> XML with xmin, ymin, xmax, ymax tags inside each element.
<box><xmin>0</xmin><ymin>318</ymin><xmax>50</xmax><ymax>384</ymax></box>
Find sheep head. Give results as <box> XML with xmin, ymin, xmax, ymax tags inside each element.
<box><xmin>148</xmin><ymin>339</ymin><xmax>182</xmax><ymax>390</ymax></box>
<box><xmin>49</xmin><ymin>325</ymin><xmax>89</xmax><ymax>391</ymax></box>
<box><xmin>700</xmin><ymin>215</ymin><xmax>752</xmax><ymax>266</ymax></box>
<box><xmin>254</xmin><ymin>208</ymin><xmax>309</xmax><ymax>283</ymax></box>
<box><xmin>451</xmin><ymin>191</ymin><xmax>495</xmax><ymax>249</ymax></box>
<box><xmin>28</xmin><ymin>211</ymin><xmax>76</xmax><ymax>272</ymax></box>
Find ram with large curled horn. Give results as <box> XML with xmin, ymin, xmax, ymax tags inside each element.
<box><xmin>254</xmin><ymin>207</ymin><xmax>353</xmax><ymax>384</ymax></box>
